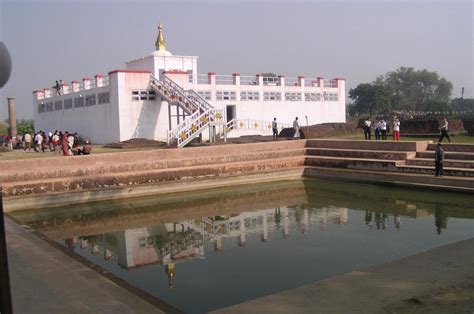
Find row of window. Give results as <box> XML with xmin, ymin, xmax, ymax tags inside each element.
<box><xmin>195</xmin><ymin>90</ymin><xmax>338</xmax><ymax>102</ymax></box>
<box><xmin>131</xmin><ymin>90</ymin><xmax>156</xmax><ymax>101</ymax></box>
<box><xmin>38</xmin><ymin>92</ymin><xmax>110</xmax><ymax>113</ymax></box>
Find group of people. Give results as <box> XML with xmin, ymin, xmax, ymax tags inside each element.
<box><xmin>54</xmin><ymin>80</ymin><xmax>64</xmax><ymax>95</ymax></box>
<box><xmin>363</xmin><ymin>117</ymin><xmax>400</xmax><ymax>141</ymax></box>
<box><xmin>18</xmin><ymin>130</ymin><xmax>92</xmax><ymax>156</ymax></box>
<box><xmin>270</xmin><ymin>116</ymin><xmax>301</xmax><ymax>141</ymax></box>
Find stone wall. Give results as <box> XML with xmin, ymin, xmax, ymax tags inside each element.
<box><xmin>280</xmin><ymin>122</ymin><xmax>358</xmax><ymax>139</ymax></box>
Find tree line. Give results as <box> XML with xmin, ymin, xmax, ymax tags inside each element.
<box><xmin>347</xmin><ymin>67</ymin><xmax>471</xmax><ymax>117</ymax></box>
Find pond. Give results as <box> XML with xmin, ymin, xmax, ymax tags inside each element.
<box><xmin>9</xmin><ymin>179</ymin><xmax>474</xmax><ymax>313</ymax></box>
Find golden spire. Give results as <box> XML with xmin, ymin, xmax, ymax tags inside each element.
<box><xmin>155</xmin><ymin>22</ymin><xmax>167</xmax><ymax>51</ymax></box>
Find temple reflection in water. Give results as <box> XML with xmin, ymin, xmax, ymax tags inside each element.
<box><xmin>9</xmin><ymin>179</ymin><xmax>474</xmax><ymax>312</ymax></box>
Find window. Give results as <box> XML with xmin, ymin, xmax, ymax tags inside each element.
<box><xmin>263</xmin><ymin>92</ymin><xmax>281</xmax><ymax>101</ymax></box>
<box><xmin>131</xmin><ymin>90</ymin><xmax>156</xmax><ymax>101</ymax></box>
<box><xmin>46</xmin><ymin>102</ymin><xmax>54</xmax><ymax>112</ymax></box>
<box><xmin>285</xmin><ymin>92</ymin><xmax>302</xmax><ymax>101</ymax></box>
<box><xmin>74</xmin><ymin>97</ymin><xmax>84</xmax><ymax>108</ymax></box>
<box><xmin>240</xmin><ymin>91</ymin><xmax>259</xmax><ymax>101</ymax></box>
<box><xmin>38</xmin><ymin>103</ymin><xmax>46</xmax><ymax>113</ymax></box>
<box><xmin>85</xmin><ymin>94</ymin><xmax>96</xmax><ymax>106</ymax></box>
<box><xmin>54</xmin><ymin>100</ymin><xmax>63</xmax><ymax>111</ymax></box>
<box><xmin>98</xmin><ymin>92</ymin><xmax>110</xmax><ymax>104</ymax></box>
<box><xmin>305</xmin><ymin>93</ymin><xmax>321</xmax><ymax>102</ymax></box>
<box><xmin>323</xmin><ymin>92</ymin><xmax>338</xmax><ymax>101</ymax></box>
<box><xmin>216</xmin><ymin>91</ymin><xmax>236</xmax><ymax>101</ymax></box>
<box><xmin>64</xmin><ymin>99</ymin><xmax>73</xmax><ymax>109</ymax></box>
<box><xmin>197</xmin><ymin>91</ymin><xmax>211</xmax><ymax>100</ymax></box>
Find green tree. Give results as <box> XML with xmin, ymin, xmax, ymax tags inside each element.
<box><xmin>348</xmin><ymin>83</ymin><xmax>390</xmax><ymax>116</ymax></box>
<box><xmin>375</xmin><ymin>67</ymin><xmax>452</xmax><ymax>111</ymax></box>
<box><xmin>451</xmin><ymin>98</ymin><xmax>474</xmax><ymax>111</ymax></box>
<box><xmin>17</xmin><ymin>119</ymin><xmax>35</xmax><ymax>135</ymax></box>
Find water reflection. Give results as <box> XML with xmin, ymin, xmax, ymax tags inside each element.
<box><xmin>9</xmin><ymin>179</ymin><xmax>474</xmax><ymax>313</ymax></box>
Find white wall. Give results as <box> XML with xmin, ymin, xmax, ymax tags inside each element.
<box><xmin>115</xmin><ymin>71</ymin><xmax>170</xmax><ymax>142</ymax></box>
<box><xmin>34</xmin><ymin>85</ymin><xmax>120</xmax><ymax>144</ymax></box>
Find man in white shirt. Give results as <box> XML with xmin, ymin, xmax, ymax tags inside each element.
<box><xmin>364</xmin><ymin>117</ymin><xmax>372</xmax><ymax>140</ymax></box>
<box><xmin>272</xmin><ymin>118</ymin><xmax>278</xmax><ymax>141</ymax></box>
<box><xmin>438</xmin><ymin>118</ymin><xmax>451</xmax><ymax>143</ymax></box>
<box><xmin>293</xmin><ymin>117</ymin><xmax>300</xmax><ymax>139</ymax></box>
<box><xmin>36</xmin><ymin>132</ymin><xmax>43</xmax><ymax>152</ymax></box>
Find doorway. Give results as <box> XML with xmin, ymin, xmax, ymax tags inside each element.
<box><xmin>226</xmin><ymin>105</ymin><xmax>236</xmax><ymax>122</ymax></box>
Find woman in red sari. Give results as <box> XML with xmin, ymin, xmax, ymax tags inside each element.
<box><xmin>62</xmin><ymin>132</ymin><xmax>71</xmax><ymax>156</ymax></box>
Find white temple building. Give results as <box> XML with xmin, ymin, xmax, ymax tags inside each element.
<box><xmin>33</xmin><ymin>24</ymin><xmax>346</xmax><ymax>147</ymax></box>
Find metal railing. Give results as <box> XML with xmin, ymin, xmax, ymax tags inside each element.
<box><xmin>197</xmin><ymin>74</ymin><xmax>208</xmax><ymax>84</ymax></box>
<box><xmin>38</xmin><ymin>75</ymin><xmax>110</xmax><ymax>99</ymax></box>
<box><xmin>304</xmin><ymin>79</ymin><xmax>319</xmax><ymax>87</ymax></box>
<box><xmin>167</xmin><ymin>109</ymin><xmax>225</xmax><ymax>147</ymax></box>
<box><xmin>285</xmin><ymin>77</ymin><xmax>299</xmax><ymax>86</ymax></box>
<box><xmin>215</xmin><ymin>75</ymin><xmax>234</xmax><ymax>85</ymax></box>
<box><xmin>226</xmin><ymin>119</ymin><xmax>291</xmax><ymax>132</ymax></box>
<box><xmin>240</xmin><ymin>76</ymin><xmax>258</xmax><ymax>85</ymax></box>
<box><xmin>323</xmin><ymin>79</ymin><xmax>338</xmax><ymax>88</ymax></box>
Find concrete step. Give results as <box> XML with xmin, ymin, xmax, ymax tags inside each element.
<box><xmin>304</xmin><ymin>156</ymin><xmax>401</xmax><ymax>171</ymax></box>
<box><xmin>416</xmin><ymin>151</ymin><xmax>474</xmax><ymax>160</ymax></box>
<box><xmin>1</xmin><ymin>156</ymin><xmax>305</xmax><ymax>197</ymax></box>
<box><xmin>0</xmin><ymin>140</ymin><xmax>307</xmax><ymax>172</ymax></box>
<box><xmin>0</xmin><ymin>148</ymin><xmax>306</xmax><ymax>183</ymax></box>
<box><xmin>306</xmin><ymin>148</ymin><xmax>415</xmax><ymax>160</ymax></box>
<box><xmin>304</xmin><ymin>166</ymin><xmax>474</xmax><ymax>191</ymax></box>
<box><xmin>427</xmin><ymin>143</ymin><xmax>474</xmax><ymax>152</ymax></box>
<box><xmin>396</xmin><ymin>164</ymin><xmax>474</xmax><ymax>177</ymax></box>
<box><xmin>306</xmin><ymin>139</ymin><xmax>429</xmax><ymax>152</ymax></box>
<box><xmin>405</xmin><ymin>158</ymin><xmax>474</xmax><ymax>169</ymax></box>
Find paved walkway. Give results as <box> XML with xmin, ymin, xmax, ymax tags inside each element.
<box><xmin>5</xmin><ymin>217</ymin><xmax>163</xmax><ymax>314</ymax></box>
<box><xmin>214</xmin><ymin>238</ymin><xmax>474</xmax><ymax>314</ymax></box>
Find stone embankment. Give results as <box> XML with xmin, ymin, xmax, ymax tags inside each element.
<box><xmin>1</xmin><ymin>139</ymin><xmax>473</xmax><ymax>211</ymax></box>
<box><xmin>1</xmin><ymin>141</ymin><xmax>306</xmax><ymax>211</ymax></box>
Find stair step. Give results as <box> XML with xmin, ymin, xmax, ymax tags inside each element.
<box><xmin>405</xmin><ymin>158</ymin><xmax>474</xmax><ymax>169</ymax></box>
<box><xmin>416</xmin><ymin>151</ymin><xmax>474</xmax><ymax>160</ymax></box>
<box><xmin>304</xmin><ymin>166</ymin><xmax>474</xmax><ymax>190</ymax></box>
<box><xmin>427</xmin><ymin>143</ymin><xmax>474</xmax><ymax>153</ymax></box>
<box><xmin>0</xmin><ymin>148</ymin><xmax>306</xmax><ymax>183</ymax></box>
<box><xmin>1</xmin><ymin>156</ymin><xmax>305</xmax><ymax>197</ymax></box>
<box><xmin>304</xmin><ymin>156</ymin><xmax>401</xmax><ymax>171</ymax></box>
<box><xmin>306</xmin><ymin>139</ymin><xmax>428</xmax><ymax>152</ymax></box>
<box><xmin>306</xmin><ymin>148</ymin><xmax>415</xmax><ymax>160</ymax></box>
<box><xmin>396</xmin><ymin>164</ymin><xmax>474</xmax><ymax>177</ymax></box>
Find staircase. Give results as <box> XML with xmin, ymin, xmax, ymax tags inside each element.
<box><xmin>304</xmin><ymin>140</ymin><xmax>474</xmax><ymax>190</ymax></box>
<box><xmin>149</xmin><ymin>75</ymin><xmax>225</xmax><ymax>148</ymax></box>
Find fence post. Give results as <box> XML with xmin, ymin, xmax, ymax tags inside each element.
<box><xmin>0</xmin><ymin>192</ymin><xmax>13</xmax><ymax>313</ymax></box>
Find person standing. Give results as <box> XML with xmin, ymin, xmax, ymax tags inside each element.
<box><xmin>393</xmin><ymin>117</ymin><xmax>400</xmax><ymax>141</ymax></box>
<box><xmin>52</xmin><ymin>131</ymin><xmax>60</xmax><ymax>153</ymax></box>
<box><xmin>272</xmin><ymin>117</ymin><xmax>278</xmax><ymax>141</ymax></box>
<box><xmin>36</xmin><ymin>132</ymin><xmax>43</xmax><ymax>152</ymax></box>
<box><xmin>23</xmin><ymin>132</ymin><xmax>32</xmax><ymax>151</ymax></box>
<box><xmin>435</xmin><ymin>143</ymin><xmax>444</xmax><ymax>177</ymax></box>
<box><xmin>374</xmin><ymin>119</ymin><xmax>380</xmax><ymax>140</ymax></box>
<box><xmin>380</xmin><ymin>119</ymin><xmax>387</xmax><ymax>140</ymax></box>
<box><xmin>55</xmin><ymin>80</ymin><xmax>61</xmax><ymax>95</ymax></box>
<box><xmin>363</xmin><ymin>117</ymin><xmax>371</xmax><ymax>140</ymax></box>
<box><xmin>438</xmin><ymin>118</ymin><xmax>451</xmax><ymax>143</ymax></box>
<box><xmin>293</xmin><ymin>117</ymin><xmax>300</xmax><ymax>139</ymax></box>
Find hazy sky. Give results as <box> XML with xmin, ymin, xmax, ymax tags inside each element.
<box><xmin>0</xmin><ymin>0</ymin><xmax>473</xmax><ymax>119</ymax></box>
